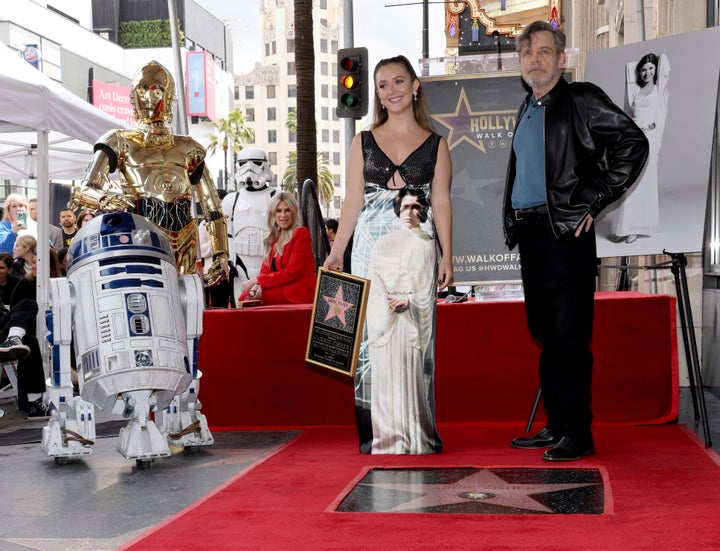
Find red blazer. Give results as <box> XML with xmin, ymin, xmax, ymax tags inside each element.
<box><xmin>257</xmin><ymin>226</ymin><xmax>316</xmax><ymax>304</ymax></box>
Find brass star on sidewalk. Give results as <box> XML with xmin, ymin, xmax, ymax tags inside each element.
<box><xmin>338</xmin><ymin>467</ymin><xmax>604</xmax><ymax>514</ymax></box>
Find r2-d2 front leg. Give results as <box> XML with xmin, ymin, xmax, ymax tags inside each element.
<box><xmin>156</xmin><ymin>274</ymin><xmax>214</xmax><ymax>449</ymax></box>
<box><xmin>42</xmin><ymin>278</ymin><xmax>96</xmax><ymax>459</ymax></box>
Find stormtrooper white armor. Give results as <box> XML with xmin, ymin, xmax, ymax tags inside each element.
<box><xmin>41</xmin><ymin>212</ymin><xmax>212</xmax><ymax>467</ymax></box>
<box><xmin>221</xmin><ymin>148</ymin><xmax>276</xmax><ymax>302</ymax></box>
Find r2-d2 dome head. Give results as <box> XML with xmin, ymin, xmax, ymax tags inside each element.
<box><xmin>234</xmin><ymin>147</ymin><xmax>274</xmax><ymax>190</ymax></box>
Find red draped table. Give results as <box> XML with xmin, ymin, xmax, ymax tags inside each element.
<box><xmin>198</xmin><ymin>291</ymin><xmax>677</xmax><ymax>429</ymax></box>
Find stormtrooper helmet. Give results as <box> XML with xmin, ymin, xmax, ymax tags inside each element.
<box><xmin>235</xmin><ymin>148</ymin><xmax>274</xmax><ymax>190</ymax></box>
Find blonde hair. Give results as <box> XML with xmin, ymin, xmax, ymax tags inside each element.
<box><xmin>2</xmin><ymin>194</ymin><xmax>29</xmax><ymax>222</ymax></box>
<box><xmin>263</xmin><ymin>191</ymin><xmax>302</xmax><ymax>260</ymax></box>
<box><xmin>15</xmin><ymin>234</ymin><xmax>37</xmax><ymax>255</ymax></box>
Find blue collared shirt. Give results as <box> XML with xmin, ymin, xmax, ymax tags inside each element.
<box><xmin>511</xmin><ymin>96</ymin><xmax>547</xmax><ymax>209</ymax></box>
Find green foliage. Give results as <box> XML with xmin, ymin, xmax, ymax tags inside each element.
<box><xmin>282</xmin><ymin>111</ymin><xmax>335</xmax><ymax>203</ymax></box>
<box><xmin>119</xmin><ymin>19</ymin><xmax>184</xmax><ymax>49</ymax></box>
<box><xmin>282</xmin><ymin>151</ymin><xmax>335</xmax><ymax>204</ymax></box>
<box><xmin>207</xmin><ymin>110</ymin><xmax>254</xmax><ymax>156</ymax></box>
<box><xmin>207</xmin><ymin>110</ymin><xmax>254</xmax><ymax>188</ymax></box>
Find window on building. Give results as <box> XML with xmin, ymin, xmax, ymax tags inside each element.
<box><xmin>320</xmin><ymin>39</ymin><xmax>328</xmax><ymax>53</ymax></box>
<box><xmin>320</xmin><ymin>18</ymin><xmax>328</xmax><ymax>27</ymax></box>
<box><xmin>234</xmin><ymin>85</ymin><xmax>240</xmax><ymax>100</ymax></box>
<box><xmin>320</xmin><ymin>0</ymin><xmax>327</xmax><ymax>9</ymax></box>
<box><xmin>333</xmin><ymin>130</ymin><xmax>340</xmax><ymax>143</ymax></box>
<box><xmin>268</xmin><ymin>130</ymin><xmax>277</xmax><ymax>143</ymax></box>
<box><xmin>322</xmin><ymin>129</ymin><xmax>329</xmax><ymax>143</ymax></box>
<box><xmin>246</xmin><ymin>108</ymin><xmax>255</xmax><ymax>122</ymax></box>
<box><xmin>288</xmin><ymin>84</ymin><xmax>297</xmax><ymax>98</ymax></box>
<box><xmin>320</xmin><ymin>61</ymin><xmax>328</xmax><ymax>76</ymax></box>
<box><xmin>246</xmin><ymin>87</ymin><xmax>255</xmax><ymax>100</ymax></box>
<box><xmin>272</xmin><ymin>41</ymin><xmax>277</xmax><ymax>55</ymax></box>
<box><xmin>287</xmin><ymin>61</ymin><xmax>296</xmax><ymax>75</ymax></box>
<box><xmin>321</xmin><ymin>107</ymin><xmax>329</xmax><ymax>120</ymax></box>
<box><xmin>267</xmin><ymin>85</ymin><xmax>276</xmax><ymax>99</ymax></box>
<box><xmin>268</xmin><ymin>107</ymin><xmax>276</xmax><ymax>121</ymax></box>
<box><xmin>265</xmin><ymin>43</ymin><xmax>270</xmax><ymax>57</ymax></box>
<box><xmin>287</xmin><ymin>39</ymin><xmax>295</xmax><ymax>53</ymax></box>
<box><xmin>321</xmin><ymin>84</ymin><xmax>328</xmax><ymax>99</ymax></box>
<box><xmin>288</xmin><ymin>106</ymin><xmax>296</xmax><ymax>116</ymax></box>
<box><xmin>333</xmin><ymin>152</ymin><xmax>340</xmax><ymax>165</ymax></box>
<box><xmin>331</xmin><ymin>39</ymin><xmax>338</xmax><ymax>54</ymax></box>
<box><xmin>268</xmin><ymin>152</ymin><xmax>278</xmax><ymax>165</ymax></box>
<box><xmin>289</xmin><ymin>131</ymin><xmax>296</xmax><ymax>143</ymax></box>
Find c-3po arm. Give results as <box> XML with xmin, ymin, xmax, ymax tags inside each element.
<box><xmin>70</xmin><ymin>148</ymin><xmax>134</xmax><ymax>213</ymax></box>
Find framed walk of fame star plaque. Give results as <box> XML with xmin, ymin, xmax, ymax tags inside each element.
<box><xmin>305</xmin><ymin>268</ymin><xmax>369</xmax><ymax>377</ymax></box>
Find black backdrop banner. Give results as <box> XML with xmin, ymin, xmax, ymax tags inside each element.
<box><xmin>423</xmin><ymin>72</ymin><xmax>528</xmax><ymax>284</ymax></box>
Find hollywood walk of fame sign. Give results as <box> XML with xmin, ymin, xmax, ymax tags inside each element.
<box><xmin>306</xmin><ymin>269</ymin><xmax>370</xmax><ymax>377</ymax></box>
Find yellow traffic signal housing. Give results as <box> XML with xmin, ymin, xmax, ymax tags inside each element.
<box><xmin>337</xmin><ymin>47</ymin><xmax>368</xmax><ymax>119</ymax></box>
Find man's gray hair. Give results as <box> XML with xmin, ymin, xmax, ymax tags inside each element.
<box><xmin>516</xmin><ymin>21</ymin><xmax>566</xmax><ymax>53</ymax></box>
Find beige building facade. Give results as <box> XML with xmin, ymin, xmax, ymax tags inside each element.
<box><xmin>233</xmin><ymin>0</ymin><xmax>344</xmax><ymax>218</ymax></box>
<box><xmin>565</xmin><ymin>0</ymin><xmax>708</xmax><ymax>76</ymax></box>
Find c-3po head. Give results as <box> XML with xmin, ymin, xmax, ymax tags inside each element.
<box><xmin>234</xmin><ymin>147</ymin><xmax>274</xmax><ymax>190</ymax></box>
<box><xmin>131</xmin><ymin>61</ymin><xmax>176</xmax><ymax>127</ymax></box>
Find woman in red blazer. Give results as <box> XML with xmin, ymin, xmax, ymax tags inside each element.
<box><xmin>239</xmin><ymin>191</ymin><xmax>316</xmax><ymax>305</ymax></box>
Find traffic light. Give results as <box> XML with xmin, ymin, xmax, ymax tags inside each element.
<box><xmin>336</xmin><ymin>47</ymin><xmax>368</xmax><ymax>119</ymax></box>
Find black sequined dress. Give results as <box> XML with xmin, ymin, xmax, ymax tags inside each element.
<box><xmin>352</xmin><ymin>130</ymin><xmax>443</xmax><ymax>454</ymax></box>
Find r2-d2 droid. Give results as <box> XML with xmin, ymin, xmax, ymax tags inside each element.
<box><xmin>222</xmin><ymin>147</ymin><xmax>276</xmax><ymax>301</ymax></box>
<box><xmin>42</xmin><ymin>212</ymin><xmax>212</xmax><ymax>465</ymax></box>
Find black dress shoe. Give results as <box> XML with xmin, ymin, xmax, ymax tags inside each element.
<box><xmin>542</xmin><ymin>437</ymin><xmax>595</xmax><ymax>461</ymax></box>
<box><xmin>510</xmin><ymin>428</ymin><xmax>560</xmax><ymax>449</ymax></box>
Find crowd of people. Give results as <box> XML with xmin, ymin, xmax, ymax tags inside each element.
<box><xmin>0</xmin><ymin>192</ymin><xmax>80</xmax><ymax>419</ymax></box>
<box><xmin>2</xmin><ymin>23</ymin><xmax>652</xmax><ymax>464</ymax></box>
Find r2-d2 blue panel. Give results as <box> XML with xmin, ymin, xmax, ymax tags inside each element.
<box><xmin>67</xmin><ymin>212</ymin><xmax>192</xmax><ymax>411</ymax></box>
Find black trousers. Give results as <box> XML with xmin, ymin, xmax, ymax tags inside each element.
<box><xmin>516</xmin><ymin>215</ymin><xmax>597</xmax><ymax>442</ymax></box>
<box><xmin>0</xmin><ymin>299</ymin><xmax>44</xmax><ymax>408</ymax></box>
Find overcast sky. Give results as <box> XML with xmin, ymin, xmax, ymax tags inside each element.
<box><xmin>194</xmin><ymin>0</ymin><xmax>447</xmax><ymax>75</ymax></box>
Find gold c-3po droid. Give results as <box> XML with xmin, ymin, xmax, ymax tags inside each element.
<box><xmin>71</xmin><ymin>60</ymin><xmax>229</xmax><ymax>285</ymax></box>
<box><xmin>64</xmin><ymin>60</ymin><xmax>229</xmax><ymax>459</ymax></box>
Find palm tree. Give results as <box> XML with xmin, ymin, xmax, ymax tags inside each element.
<box><xmin>283</xmin><ymin>111</ymin><xmax>335</xmax><ymax>203</ymax></box>
<box><xmin>283</xmin><ymin>151</ymin><xmax>335</xmax><ymax>204</ymax></box>
<box><xmin>207</xmin><ymin>110</ymin><xmax>254</xmax><ymax>189</ymax></box>
<box><xmin>294</xmin><ymin>0</ymin><xmax>318</xmax><ymax>197</ymax></box>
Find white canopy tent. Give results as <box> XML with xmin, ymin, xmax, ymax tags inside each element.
<box><xmin>0</xmin><ymin>42</ymin><xmax>130</xmax><ymax>367</ymax></box>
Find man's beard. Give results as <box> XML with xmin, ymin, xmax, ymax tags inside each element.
<box><xmin>524</xmin><ymin>67</ymin><xmax>561</xmax><ymax>91</ymax></box>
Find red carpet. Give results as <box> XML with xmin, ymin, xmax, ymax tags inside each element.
<box><xmin>121</xmin><ymin>424</ymin><xmax>720</xmax><ymax>550</ymax></box>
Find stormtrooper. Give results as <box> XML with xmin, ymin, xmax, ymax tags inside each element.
<box><xmin>221</xmin><ymin>148</ymin><xmax>276</xmax><ymax>302</ymax></box>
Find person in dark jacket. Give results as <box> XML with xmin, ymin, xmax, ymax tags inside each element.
<box><xmin>504</xmin><ymin>21</ymin><xmax>649</xmax><ymax>461</ymax></box>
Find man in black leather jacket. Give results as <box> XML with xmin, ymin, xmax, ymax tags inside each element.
<box><xmin>504</xmin><ymin>21</ymin><xmax>649</xmax><ymax>461</ymax></box>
